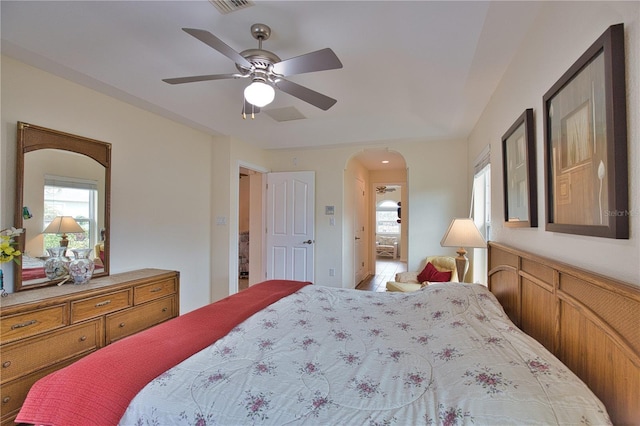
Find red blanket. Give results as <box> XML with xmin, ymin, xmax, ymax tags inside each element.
<box><xmin>16</xmin><ymin>279</ymin><xmax>310</xmax><ymax>426</ymax></box>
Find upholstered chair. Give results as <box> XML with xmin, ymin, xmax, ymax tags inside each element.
<box><xmin>386</xmin><ymin>256</ymin><xmax>458</xmax><ymax>292</ymax></box>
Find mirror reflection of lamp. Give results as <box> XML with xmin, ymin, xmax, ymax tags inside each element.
<box><xmin>43</xmin><ymin>216</ymin><xmax>84</xmax><ymax>248</ymax></box>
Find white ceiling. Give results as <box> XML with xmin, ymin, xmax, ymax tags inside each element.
<box><xmin>1</xmin><ymin>1</ymin><xmax>542</xmax><ymax>153</ymax></box>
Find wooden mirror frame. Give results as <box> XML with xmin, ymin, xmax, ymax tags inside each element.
<box><xmin>14</xmin><ymin>122</ymin><xmax>111</xmax><ymax>291</ymax></box>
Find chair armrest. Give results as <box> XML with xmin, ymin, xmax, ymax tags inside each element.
<box><xmin>395</xmin><ymin>272</ymin><xmax>420</xmax><ymax>283</ymax></box>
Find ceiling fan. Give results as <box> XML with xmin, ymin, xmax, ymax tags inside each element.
<box><xmin>162</xmin><ymin>23</ymin><xmax>343</xmax><ymax>116</ymax></box>
<box><xmin>376</xmin><ymin>186</ymin><xmax>397</xmax><ymax>194</ymax></box>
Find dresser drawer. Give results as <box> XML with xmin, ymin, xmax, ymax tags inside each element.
<box><xmin>106</xmin><ymin>295</ymin><xmax>176</xmax><ymax>344</ymax></box>
<box><xmin>0</xmin><ymin>319</ymin><xmax>102</xmax><ymax>384</ymax></box>
<box><xmin>71</xmin><ymin>289</ymin><xmax>132</xmax><ymax>323</ymax></box>
<box><xmin>134</xmin><ymin>277</ymin><xmax>177</xmax><ymax>304</ymax></box>
<box><xmin>0</xmin><ymin>305</ymin><xmax>67</xmax><ymax>345</ymax></box>
<box><xmin>0</xmin><ymin>355</ymin><xmax>82</xmax><ymax>426</ymax></box>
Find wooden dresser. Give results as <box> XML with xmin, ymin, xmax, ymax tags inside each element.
<box><xmin>0</xmin><ymin>268</ymin><xmax>179</xmax><ymax>426</ymax></box>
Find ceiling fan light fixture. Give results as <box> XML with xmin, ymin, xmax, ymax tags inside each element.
<box><xmin>244</xmin><ymin>80</ymin><xmax>275</xmax><ymax>107</ymax></box>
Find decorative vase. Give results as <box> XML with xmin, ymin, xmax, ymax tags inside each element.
<box><xmin>68</xmin><ymin>248</ymin><xmax>94</xmax><ymax>285</ymax></box>
<box><xmin>44</xmin><ymin>247</ymin><xmax>68</xmax><ymax>280</ymax></box>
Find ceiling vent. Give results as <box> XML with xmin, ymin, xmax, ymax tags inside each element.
<box><xmin>209</xmin><ymin>0</ymin><xmax>254</xmax><ymax>14</ymax></box>
<box><xmin>264</xmin><ymin>106</ymin><xmax>307</xmax><ymax>122</ymax></box>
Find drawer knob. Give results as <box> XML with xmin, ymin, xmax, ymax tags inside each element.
<box><xmin>10</xmin><ymin>319</ymin><xmax>37</xmax><ymax>330</ymax></box>
<box><xmin>2</xmin><ymin>361</ymin><xmax>11</xmax><ymax>368</ymax></box>
<box><xmin>95</xmin><ymin>299</ymin><xmax>111</xmax><ymax>307</ymax></box>
<box><xmin>162</xmin><ymin>307</ymin><xmax>168</xmax><ymax>312</ymax></box>
<box><xmin>150</xmin><ymin>287</ymin><xmax>163</xmax><ymax>293</ymax></box>
<box><xmin>80</xmin><ymin>335</ymin><xmax>87</xmax><ymax>342</ymax></box>
<box><xmin>119</xmin><ymin>322</ymin><xmax>125</xmax><ymax>328</ymax></box>
<box><xmin>2</xmin><ymin>396</ymin><xmax>10</xmax><ymax>404</ymax></box>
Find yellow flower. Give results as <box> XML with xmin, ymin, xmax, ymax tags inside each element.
<box><xmin>0</xmin><ymin>228</ymin><xmax>24</xmax><ymax>265</ymax></box>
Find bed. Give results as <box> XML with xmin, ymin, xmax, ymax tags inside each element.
<box><xmin>16</xmin><ymin>243</ymin><xmax>640</xmax><ymax>425</ymax></box>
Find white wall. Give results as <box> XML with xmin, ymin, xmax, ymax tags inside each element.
<box><xmin>467</xmin><ymin>2</ymin><xmax>640</xmax><ymax>285</ymax></box>
<box><xmin>1</xmin><ymin>56</ymin><xmax>213</xmax><ymax>313</ymax></box>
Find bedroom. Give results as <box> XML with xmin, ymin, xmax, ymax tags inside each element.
<box><xmin>0</xmin><ymin>1</ymin><xmax>639</xmax><ymax>423</ymax></box>
<box><xmin>0</xmin><ymin>0</ymin><xmax>636</xmax><ymax>310</ymax></box>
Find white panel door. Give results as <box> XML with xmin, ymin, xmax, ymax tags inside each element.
<box><xmin>266</xmin><ymin>171</ymin><xmax>315</xmax><ymax>282</ymax></box>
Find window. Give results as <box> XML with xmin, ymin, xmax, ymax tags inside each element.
<box><xmin>376</xmin><ymin>200</ymin><xmax>400</xmax><ymax>234</ymax></box>
<box><xmin>43</xmin><ymin>176</ymin><xmax>98</xmax><ymax>251</ymax></box>
<box><xmin>472</xmin><ymin>147</ymin><xmax>491</xmax><ymax>284</ymax></box>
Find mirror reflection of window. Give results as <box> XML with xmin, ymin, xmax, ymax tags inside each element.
<box><xmin>43</xmin><ymin>176</ymin><xmax>98</xmax><ymax>252</ymax></box>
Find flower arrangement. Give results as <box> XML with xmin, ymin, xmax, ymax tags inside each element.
<box><xmin>1</xmin><ymin>227</ymin><xmax>24</xmax><ymax>265</ymax></box>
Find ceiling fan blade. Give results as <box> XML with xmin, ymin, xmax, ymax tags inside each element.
<box><xmin>182</xmin><ymin>28</ymin><xmax>253</xmax><ymax>69</ymax></box>
<box><xmin>162</xmin><ymin>73</ymin><xmax>239</xmax><ymax>85</ymax></box>
<box><xmin>275</xmin><ymin>79</ymin><xmax>337</xmax><ymax>110</ymax></box>
<box><xmin>272</xmin><ymin>48</ymin><xmax>343</xmax><ymax>76</ymax></box>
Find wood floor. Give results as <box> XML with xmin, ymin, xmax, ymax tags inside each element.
<box><xmin>356</xmin><ymin>258</ymin><xmax>407</xmax><ymax>292</ymax></box>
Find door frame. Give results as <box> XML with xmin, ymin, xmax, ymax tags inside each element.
<box><xmin>232</xmin><ymin>161</ymin><xmax>269</xmax><ymax>295</ymax></box>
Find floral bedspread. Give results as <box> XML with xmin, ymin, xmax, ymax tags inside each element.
<box><xmin>119</xmin><ymin>283</ymin><xmax>610</xmax><ymax>425</ymax></box>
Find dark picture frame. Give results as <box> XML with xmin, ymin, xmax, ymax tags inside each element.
<box><xmin>502</xmin><ymin>108</ymin><xmax>537</xmax><ymax>227</ymax></box>
<box><xmin>543</xmin><ymin>23</ymin><xmax>628</xmax><ymax>239</ymax></box>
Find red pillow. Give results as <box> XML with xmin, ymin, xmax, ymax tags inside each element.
<box><xmin>417</xmin><ymin>262</ymin><xmax>452</xmax><ymax>283</ymax></box>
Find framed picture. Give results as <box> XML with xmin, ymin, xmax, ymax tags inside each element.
<box><xmin>543</xmin><ymin>23</ymin><xmax>628</xmax><ymax>239</ymax></box>
<box><xmin>502</xmin><ymin>108</ymin><xmax>537</xmax><ymax>227</ymax></box>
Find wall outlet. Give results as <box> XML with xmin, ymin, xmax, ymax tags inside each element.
<box><xmin>329</xmin><ymin>268</ymin><xmax>335</xmax><ymax>277</ymax></box>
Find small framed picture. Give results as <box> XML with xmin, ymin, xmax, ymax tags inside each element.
<box><xmin>502</xmin><ymin>108</ymin><xmax>537</xmax><ymax>227</ymax></box>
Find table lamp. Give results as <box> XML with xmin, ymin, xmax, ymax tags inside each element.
<box><xmin>440</xmin><ymin>218</ymin><xmax>486</xmax><ymax>283</ymax></box>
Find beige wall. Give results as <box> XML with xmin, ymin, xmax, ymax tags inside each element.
<box><xmin>1</xmin><ymin>56</ymin><xmax>214</xmax><ymax>313</ymax></box>
<box><xmin>209</xmin><ymin>135</ymin><xmax>271</xmax><ymax>301</ymax></box>
<box><xmin>467</xmin><ymin>2</ymin><xmax>640</xmax><ymax>285</ymax></box>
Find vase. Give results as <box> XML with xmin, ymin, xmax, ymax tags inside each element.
<box><xmin>68</xmin><ymin>248</ymin><xmax>95</xmax><ymax>285</ymax></box>
<box><xmin>44</xmin><ymin>247</ymin><xmax>68</xmax><ymax>280</ymax></box>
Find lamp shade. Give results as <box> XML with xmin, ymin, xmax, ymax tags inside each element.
<box><xmin>244</xmin><ymin>81</ymin><xmax>275</xmax><ymax>107</ymax></box>
<box><xmin>43</xmin><ymin>216</ymin><xmax>84</xmax><ymax>234</ymax></box>
<box><xmin>440</xmin><ymin>218</ymin><xmax>486</xmax><ymax>248</ymax></box>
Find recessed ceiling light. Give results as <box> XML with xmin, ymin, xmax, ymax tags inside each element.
<box><xmin>382</xmin><ymin>160</ymin><xmax>389</xmax><ymax>164</ymax></box>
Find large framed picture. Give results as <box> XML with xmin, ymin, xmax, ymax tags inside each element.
<box><xmin>543</xmin><ymin>23</ymin><xmax>628</xmax><ymax>239</ymax></box>
<box><xmin>502</xmin><ymin>108</ymin><xmax>537</xmax><ymax>227</ymax></box>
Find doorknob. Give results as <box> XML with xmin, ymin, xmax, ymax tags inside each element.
<box><xmin>302</xmin><ymin>239</ymin><xmax>314</xmax><ymax>244</ymax></box>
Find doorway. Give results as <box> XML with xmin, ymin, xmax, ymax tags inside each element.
<box><xmin>347</xmin><ymin>148</ymin><xmax>407</xmax><ymax>288</ymax></box>
<box><xmin>238</xmin><ymin>166</ymin><xmax>265</xmax><ymax>291</ymax></box>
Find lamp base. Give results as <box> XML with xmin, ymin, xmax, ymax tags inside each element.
<box><xmin>454</xmin><ymin>247</ymin><xmax>469</xmax><ymax>283</ymax></box>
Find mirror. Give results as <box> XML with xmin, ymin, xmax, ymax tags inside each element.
<box><xmin>14</xmin><ymin>122</ymin><xmax>111</xmax><ymax>291</ymax></box>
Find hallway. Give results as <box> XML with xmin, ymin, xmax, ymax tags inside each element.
<box><xmin>356</xmin><ymin>258</ymin><xmax>407</xmax><ymax>292</ymax></box>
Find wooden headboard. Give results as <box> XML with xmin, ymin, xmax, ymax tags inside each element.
<box><xmin>488</xmin><ymin>242</ymin><xmax>640</xmax><ymax>425</ymax></box>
